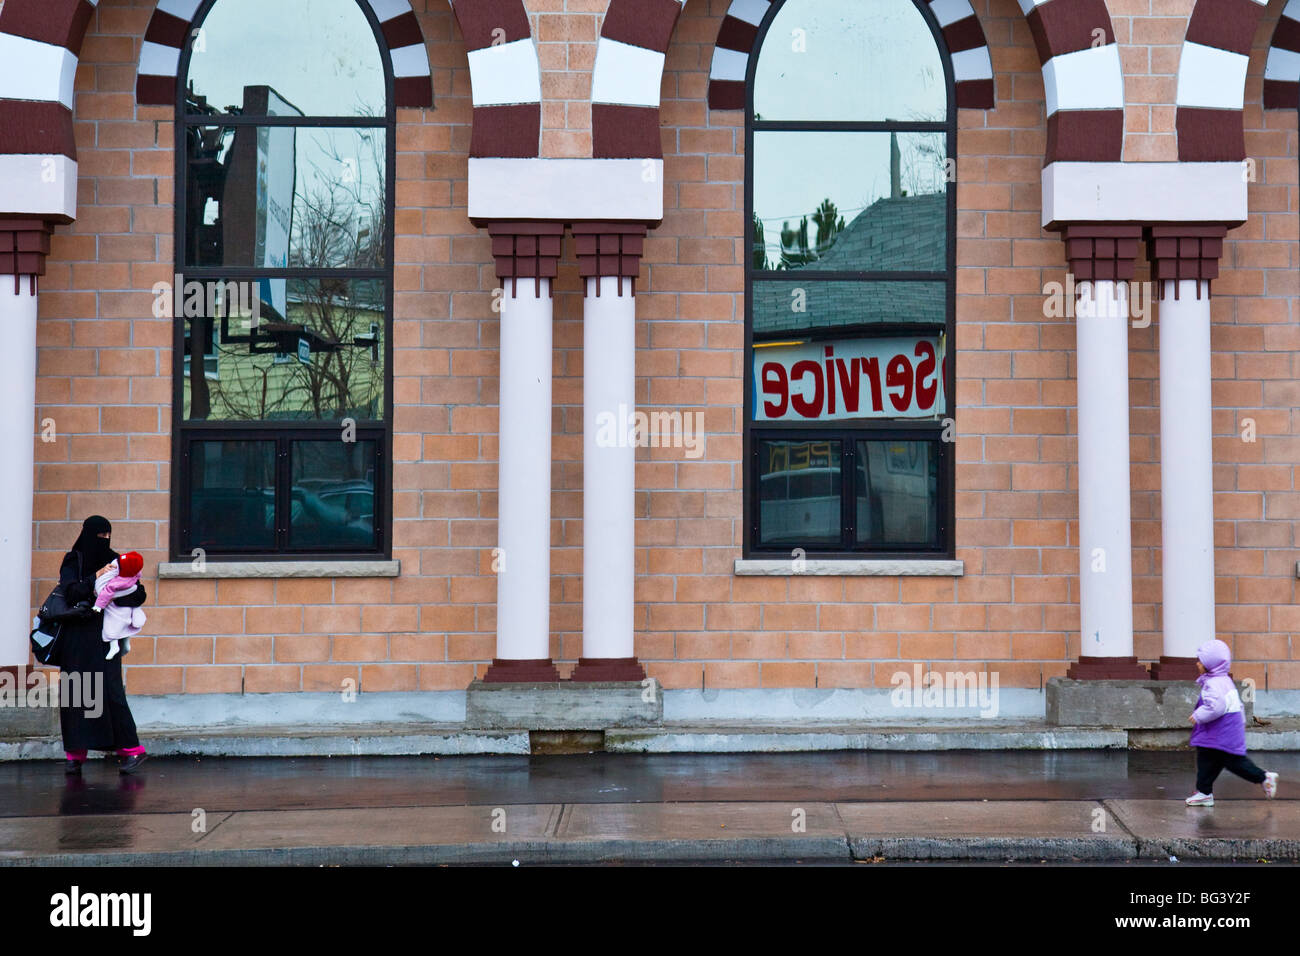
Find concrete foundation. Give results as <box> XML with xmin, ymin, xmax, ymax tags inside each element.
<box><xmin>465</xmin><ymin>679</ymin><xmax>662</xmax><ymax>730</ymax></box>
<box><xmin>1046</xmin><ymin>677</ymin><xmax>1253</xmax><ymax>728</ymax></box>
<box><xmin>0</xmin><ymin>705</ymin><xmax>58</xmax><ymax>738</ymax></box>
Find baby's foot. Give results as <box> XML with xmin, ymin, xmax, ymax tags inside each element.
<box><xmin>121</xmin><ymin>637</ymin><xmax>130</xmax><ymax>655</ymax></box>
<box><xmin>1263</xmin><ymin>772</ymin><xmax>1278</xmax><ymax>799</ymax></box>
<box><xmin>1185</xmin><ymin>792</ymin><xmax>1214</xmax><ymax>806</ymax></box>
<box><xmin>105</xmin><ymin>641</ymin><xmax>119</xmax><ymax>660</ymax></box>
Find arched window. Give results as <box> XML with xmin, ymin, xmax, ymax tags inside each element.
<box><xmin>172</xmin><ymin>0</ymin><xmax>394</xmax><ymax>559</ymax></box>
<box><xmin>745</xmin><ymin>0</ymin><xmax>955</xmax><ymax>558</ymax></box>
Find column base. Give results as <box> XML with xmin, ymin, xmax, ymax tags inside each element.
<box><xmin>481</xmin><ymin>659</ymin><xmax>561</xmax><ymax>683</ymax></box>
<box><xmin>569</xmin><ymin>657</ymin><xmax>646</xmax><ymax>682</ymax></box>
<box><xmin>1148</xmin><ymin>655</ymin><xmax>1201</xmax><ymax>681</ymax></box>
<box><xmin>1065</xmin><ymin>656</ymin><xmax>1150</xmax><ymax>680</ymax></box>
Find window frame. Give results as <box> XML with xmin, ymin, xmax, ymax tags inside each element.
<box><xmin>742</xmin><ymin>0</ymin><xmax>958</xmax><ymax>560</ymax></box>
<box><xmin>169</xmin><ymin>0</ymin><xmax>397</xmax><ymax>562</ymax></box>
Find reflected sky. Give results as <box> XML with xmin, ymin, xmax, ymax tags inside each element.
<box><xmin>751</xmin><ymin>0</ymin><xmax>948</xmax><ymax>265</ymax></box>
<box><xmin>753</xmin><ymin>131</ymin><xmax>947</xmax><ymax>266</ymax></box>
<box><xmin>187</xmin><ymin>0</ymin><xmax>385</xmax><ymax>117</ymax></box>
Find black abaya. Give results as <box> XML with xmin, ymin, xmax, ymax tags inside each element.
<box><xmin>56</xmin><ymin>518</ymin><xmax>147</xmax><ymax>753</ymax></box>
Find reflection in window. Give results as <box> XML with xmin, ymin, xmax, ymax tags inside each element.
<box><xmin>752</xmin><ymin>0</ymin><xmax>945</xmax><ymax>122</ymax></box>
<box><xmin>188</xmin><ymin>440</ymin><xmax>277</xmax><ymax>551</ymax></box>
<box><xmin>290</xmin><ymin>440</ymin><xmax>377</xmax><ymax>550</ymax></box>
<box><xmin>175</xmin><ymin>0</ymin><xmax>391</xmax><ymax>559</ymax></box>
<box><xmin>185</xmin><ymin>123</ymin><xmax>387</xmax><ymax>270</ymax></box>
<box><xmin>746</xmin><ymin>0</ymin><xmax>953</xmax><ymax>558</ymax></box>
<box><xmin>855</xmin><ymin>440</ymin><xmax>938</xmax><ymax>548</ymax></box>
<box><xmin>752</xmin><ymin>281</ymin><xmax>945</xmax><ymax>336</ymax></box>
<box><xmin>757</xmin><ymin>440</ymin><xmax>843</xmax><ymax>547</ymax></box>
<box><xmin>751</xmin><ymin>132</ymin><xmax>947</xmax><ymax>273</ymax></box>
<box><xmin>186</xmin><ymin>0</ymin><xmax>385</xmax><ymax>118</ymax></box>
<box><xmin>183</xmin><ymin>279</ymin><xmax>385</xmax><ymax>422</ymax></box>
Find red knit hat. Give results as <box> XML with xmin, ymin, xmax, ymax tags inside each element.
<box><xmin>117</xmin><ymin>551</ymin><xmax>143</xmax><ymax>578</ymax></box>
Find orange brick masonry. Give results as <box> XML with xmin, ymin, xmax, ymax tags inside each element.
<box><xmin>26</xmin><ymin>0</ymin><xmax>1300</xmax><ymax>694</ymax></box>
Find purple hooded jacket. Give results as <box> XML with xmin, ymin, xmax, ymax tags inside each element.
<box><xmin>1189</xmin><ymin>639</ymin><xmax>1247</xmax><ymax>755</ymax></box>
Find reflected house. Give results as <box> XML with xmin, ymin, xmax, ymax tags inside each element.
<box><xmin>181</xmin><ymin>82</ymin><xmax>382</xmax><ymax>554</ymax></box>
<box><xmin>753</xmin><ymin>192</ymin><xmax>946</xmax><ymax>334</ymax></box>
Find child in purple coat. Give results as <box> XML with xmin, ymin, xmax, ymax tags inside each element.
<box><xmin>1185</xmin><ymin>639</ymin><xmax>1279</xmax><ymax>806</ymax></box>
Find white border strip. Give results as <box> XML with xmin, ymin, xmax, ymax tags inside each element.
<box><xmin>734</xmin><ymin>559</ymin><xmax>965</xmax><ymax>576</ymax></box>
<box><xmin>592</xmin><ymin>38</ymin><xmax>667</xmax><ymax>107</ymax></box>
<box><xmin>469</xmin><ymin>157</ymin><xmax>663</xmax><ymax>221</ymax></box>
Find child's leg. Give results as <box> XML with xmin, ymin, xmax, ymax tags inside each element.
<box><xmin>1196</xmin><ymin>747</ymin><xmax>1227</xmax><ymax>794</ymax></box>
<box><xmin>105</xmin><ymin>639</ymin><xmax>119</xmax><ymax>659</ymax></box>
<box><xmin>1221</xmin><ymin>753</ymin><xmax>1267</xmax><ymax>785</ymax></box>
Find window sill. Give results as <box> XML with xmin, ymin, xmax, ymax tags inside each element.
<box><xmin>158</xmin><ymin>560</ymin><xmax>400</xmax><ymax>579</ymax></box>
<box><xmin>734</xmin><ymin>558</ymin><xmax>963</xmax><ymax>577</ymax></box>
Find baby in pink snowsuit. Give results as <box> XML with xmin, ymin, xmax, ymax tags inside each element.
<box><xmin>93</xmin><ymin>550</ymin><xmax>146</xmax><ymax>660</ymax></box>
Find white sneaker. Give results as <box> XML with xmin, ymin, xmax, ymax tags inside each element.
<box><xmin>1185</xmin><ymin>792</ymin><xmax>1214</xmax><ymax>806</ymax></box>
<box><xmin>1263</xmin><ymin>772</ymin><xmax>1278</xmax><ymax>799</ymax></box>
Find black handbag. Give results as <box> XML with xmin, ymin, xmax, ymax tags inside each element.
<box><xmin>29</xmin><ymin>617</ymin><xmax>62</xmax><ymax>666</ymax></box>
<box><xmin>36</xmin><ymin>553</ymin><xmax>94</xmax><ymax>624</ymax></box>
<box><xmin>31</xmin><ymin>554</ymin><xmax>94</xmax><ymax>666</ymax></box>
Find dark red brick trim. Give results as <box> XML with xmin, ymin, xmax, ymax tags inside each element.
<box><xmin>487</xmin><ymin>222</ymin><xmax>565</xmax><ymax>297</ymax></box>
<box><xmin>481</xmin><ymin>659</ymin><xmax>562</xmax><ymax>683</ymax></box>
<box><xmin>572</xmin><ymin>222</ymin><xmax>647</xmax><ymax>297</ymax></box>
<box><xmin>1059</xmin><ymin>224</ymin><xmax>1142</xmax><ymax>282</ymax></box>
<box><xmin>569</xmin><ymin>658</ymin><xmax>647</xmax><ymax>682</ymax></box>
<box><xmin>1066</xmin><ymin>656</ymin><xmax>1151</xmax><ymax>680</ymax></box>
<box><xmin>0</xmin><ymin>217</ymin><xmax>52</xmax><ymax>294</ymax></box>
<box><xmin>0</xmin><ymin>101</ymin><xmax>77</xmax><ymax>159</ymax></box>
<box><xmin>1147</xmin><ymin>224</ymin><xmax>1227</xmax><ymax>298</ymax></box>
<box><xmin>0</xmin><ymin>0</ymin><xmax>95</xmax><ymax>56</ymax></box>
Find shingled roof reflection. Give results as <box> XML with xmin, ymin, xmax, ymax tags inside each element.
<box><xmin>754</xmin><ymin>192</ymin><xmax>946</xmax><ymax>336</ymax></box>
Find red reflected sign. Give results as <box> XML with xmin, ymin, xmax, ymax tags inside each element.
<box><xmin>754</xmin><ymin>336</ymin><xmax>946</xmax><ymax>421</ymax></box>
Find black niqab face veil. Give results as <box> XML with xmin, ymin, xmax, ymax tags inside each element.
<box><xmin>71</xmin><ymin>515</ymin><xmax>116</xmax><ymax>571</ymax></box>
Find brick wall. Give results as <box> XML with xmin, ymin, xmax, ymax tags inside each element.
<box><xmin>29</xmin><ymin>0</ymin><xmax>1300</xmax><ymax>695</ymax></box>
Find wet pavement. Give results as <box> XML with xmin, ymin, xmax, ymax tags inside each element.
<box><xmin>1</xmin><ymin>752</ymin><xmax>1297</xmax><ymax>864</ymax></box>
<box><xmin>2</xmin><ymin>750</ymin><xmax>1298</xmax><ymax>818</ymax></box>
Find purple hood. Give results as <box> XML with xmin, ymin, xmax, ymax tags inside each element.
<box><xmin>1196</xmin><ymin>639</ymin><xmax>1232</xmax><ymax>684</ymax></box>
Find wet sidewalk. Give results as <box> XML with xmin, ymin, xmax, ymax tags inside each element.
<box><xmin>2</xmin><ymin>751</ymin><xmax>1298</xmax><ymax>865</ymax></box>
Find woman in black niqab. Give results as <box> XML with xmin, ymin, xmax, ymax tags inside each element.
<box><xmin>57</xmin><ymin>515</ymin><xmax>148</xmax><ymax>774</ymax></box>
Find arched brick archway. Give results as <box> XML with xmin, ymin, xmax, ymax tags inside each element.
<box><xmin>591</xmin><ymin>0</ymin><xmax>686</xmax><ymax>159</ymax></box>
<box><xmin>1175</xmin><ymin>0</ymin><xmax>1269</xmax><ymax>161</ymax></box>
<box><xmin>447</xmin><ymin>0</ymin><xmax>541</xmax><ymax>158</ymax></box>
<box><xmin>706</xmin><ymin>0</ymin><xmax>996</xmax><ymax>111</ymax></box>
<box><xmin>703</xmin><ymin>0</ymin><xmax>1134</xmax><ymax>165</ymax></box>
<box><xmin>1264</xmin><ymin>0</ymin><xmax>1300</xmax><ymax>109</ymax></box>
<box><xmin>0</xmin><ymin>0</ymin><xmax>97</xmax><ymax>224</ymax></box>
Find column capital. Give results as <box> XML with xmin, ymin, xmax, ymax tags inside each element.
<box><xmin>1057</xmin><ymin>223</ymin><xmax>1142</xmax><ymax>282</ymax></box>
<box><xmin>486</xmin><ymin>221</ymin><xmax>565</xmax><ymax>297</ymax></box>
<box><xmin>1146</xmin><ymin>223</ymin><xmax>1227</xmax><ymax>295</ymax></box>
<box><xmin>0</xmin><ymin>217</ymin><xmax>53</xmax><ymax>294</ymax></box>
<box><xmin>572</xmin><ymin>221</ymin><xmax>646</xmax><ymax>297</ymax></box>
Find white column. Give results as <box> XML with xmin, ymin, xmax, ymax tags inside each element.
<box><xmin>1157</xmin><ymin>279</ymin><xmax>1215</xmax><ymax>660</ymax></box>
<box><xmin>494</xmin><ymin>278</ymin><xmax>554</xmax><ymax>665</ymax></box>
<box><xmin>1075</xmin><ymin>280</ymin><xmax>1135</xmax><ymax>659</ymax></box>
<box><xmin>580</xmin><ymin>276</ymin><xmax>636</xmax><ymax>664</ymax></box>
<box><xmin>0</xmin><ymin>277</ymin><xmax>38</xmax><ymax>668</ymax></box>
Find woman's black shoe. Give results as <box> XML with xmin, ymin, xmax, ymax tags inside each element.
<box><xmin>64</xmin><ymin>760</ymin><xmax>82</xmax><ymax>775</ymax></box>
<box><xmin>118</xmin><ymin>754</ymin><xmax>147</xmax><ymax>774</ymax></box>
